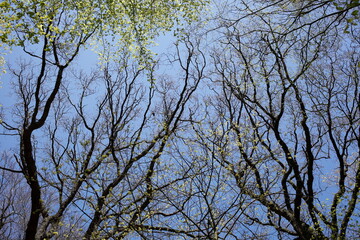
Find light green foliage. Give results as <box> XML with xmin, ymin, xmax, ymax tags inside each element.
<box><xmin>332</xmin><ymin>0</ymin><xmax>360</xmax><ymax>32</ymax></box>
<box><xmin>0</xmin><ymin>0</ymin><xmax>208</xmax><ymax>64</ymax></box>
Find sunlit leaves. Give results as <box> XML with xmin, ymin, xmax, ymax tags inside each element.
<box><xmin>0</xmin><ymin>0</ymin><xmax>208</xmax><ymax>65</ymax></box>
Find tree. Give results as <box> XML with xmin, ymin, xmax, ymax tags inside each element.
<box><xmin>0</xmin><ymin>0</ymin><xmax>207</xmax><ymax>239</ymax></box>
<box><xmin>0</xmin><ymin>152</ymin><xmax>30</xmax><ymax>239</ymax></box>
<box><xmin>1</xmin><ymin>0</ymin><xmax>359</xmax><ymax>239</ymax></box>
<box><xmin>1</xmin><ymin>38</ymin><xmax>205</xmax><ymax>239</ymax></box>
<box><xmin>189</xmin><ymin>0</ymin><xmax>359</xmax><ymax>239</ymax></box>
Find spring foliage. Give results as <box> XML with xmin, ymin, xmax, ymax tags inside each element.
<box><xmin>0</xmin><ymin>0</ymin><xmax>208</xmax><ymax>63</ymax></box>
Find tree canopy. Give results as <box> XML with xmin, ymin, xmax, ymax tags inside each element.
<box><xmin>0</xmin><ymin>0</ymin><xmax>208</xmax><ymax>64</ymax></box>
<box><xmin>0</xmin><ymin>0</ymin><xmax>359</xmax><ymax>239</ymax></box>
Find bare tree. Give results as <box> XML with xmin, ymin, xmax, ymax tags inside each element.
<box><xmin>0</xmin><ymin>36</ymin><xmax>206</xmax><ymax>239</ymax></box>
<box><xmin>0</xmin><ymin>153</ymin><xmax>30</xmax><ymax>240</ymax></box>
<box><xmin>191</xmin><ymin>1</ymin><xmax>360</xmax><ymax>238</ymax></box>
